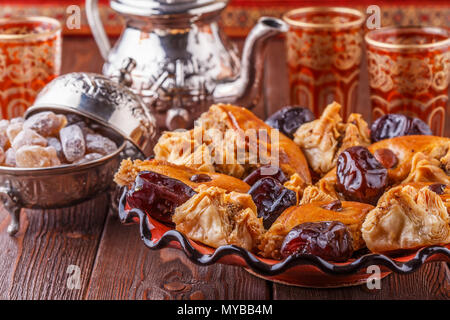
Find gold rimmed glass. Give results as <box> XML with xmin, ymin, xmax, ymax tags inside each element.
<box><xmin>0</xmin><ymin>17</ymin><xmax>61</xmax><ymax>119</ymax></box>
<box><xmin>283</xmin><ymin>7</ymin><xmax>365</xmax><ymax>119</ymax></box>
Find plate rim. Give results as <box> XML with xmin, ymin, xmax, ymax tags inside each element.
<box><xmin>118</xmin><ymin>187</ymin><xmax>450</xmax><ymax>277</ymax></box>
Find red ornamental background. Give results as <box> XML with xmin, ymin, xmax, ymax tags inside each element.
<box><xmin>0</xmin><ymin>0</ymin><xmax>448</xmax><ymax>38</ymax></box>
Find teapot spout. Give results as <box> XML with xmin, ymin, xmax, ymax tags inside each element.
<box><xmin>213</xmin><ymin>17</ymin><xmax>288</xmax><ymax>108</ymax></box>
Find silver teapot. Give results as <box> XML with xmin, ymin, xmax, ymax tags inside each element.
<box><xmin>86</xmin><ymin>0</ymin><xmax>287</xmax><ymax>130</ymax></box>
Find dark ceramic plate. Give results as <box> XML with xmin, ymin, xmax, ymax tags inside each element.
<box><xmin>118</xmin><ymin>189</ymin><xmax>450</xmax><ymax>288</ymax></box>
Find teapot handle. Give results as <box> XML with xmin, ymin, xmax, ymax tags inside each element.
<box><xmin>86</xmin><ymin>0</ymin><xmax>111</xmax><ymax>60</ymax></box>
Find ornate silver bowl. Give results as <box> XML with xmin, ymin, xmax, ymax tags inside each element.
<box><xmin>0</xmin><ymin>137</ymin><xmax>126</xmax><ymax>235</ymax></box>
<box><xmin>0</xmin><ymin>72</ymin><xmax>157</xmax><ymax>235</ymax></box>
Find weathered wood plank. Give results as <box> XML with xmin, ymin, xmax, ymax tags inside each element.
<box><xmin>86</xmin><ymin>211</ymin><xmax>270</xmax><ymax>300</ymax></box>
<box><xmin>0</xmin><ymin>194</ymin><xmax>109</xmax><ymax>299</ymax></box>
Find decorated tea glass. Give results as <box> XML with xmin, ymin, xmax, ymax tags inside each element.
<box><xmin>283</xmin><ymin>7</ymin><xmax>365</xmax><ymax>119</ymax></box>
<box><xmin>365</xmin><ymin>26</ymin><xmax>450</xmax><ymax>136</ymax></box>
<box><xmin>0</xmin><ymin>17</ymin><xmax>61</xmax><ymax>119</ymax></box>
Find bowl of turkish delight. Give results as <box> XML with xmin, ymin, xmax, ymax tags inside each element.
<box><xmin>0</xmin><ymin>110</ymin><xmax>126</xmax><ymax>235</ymax></box>
<box><xmin>0</xmin><ymin>72</ymin><xmax>157</xmax><ymax>236</ymax></box>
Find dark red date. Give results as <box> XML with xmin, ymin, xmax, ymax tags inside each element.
<box><xmin>126</xmin><ymin>171</ymin><xmax>196</xmax><ymax>224</ymax></box>
<box><xmin>248</xmin><ymin>177</ymin><xmax>297</xmax><ymax>229</ymax></box>
<box><xmin>321</xmin><ymin>200</ymin><xmax>343</xmax><ymax>212</ymax></box>
<box><xmin>190</xmin><ymin>173</ymin><xmax>212</xmax><ymax>183</ymax></box>
<box><xmin>280</xmin><ymin>221</ymin><xmax>354</xmax><ymax>262</ymax></box>
<box><xmin>336</xmin><ymin>146</ymin><xmax>388</xmax><ymax>205</ymax></box>
<box><xmin>244</xmin><ymin>165</ymin><xmax>287</xmax><ymax>186</ymax></box>
<box><xmin>265</xmin><ymin>106</ymin><xmax>315</xmax><ymax>139</ymax></box>
<box><xmin>428</xmin><ymin>183</ymin><xmax>446</xmax><ymax>195</ymax></box>
<box><xmin>373</xmin><ymin>148</ymin><xmax>398</xmax><ymax>169</ymax></box>
<box><xmin>370</xmin><ymin>114</ymin><xmax>432</xmax><ymax>142</ymax></box>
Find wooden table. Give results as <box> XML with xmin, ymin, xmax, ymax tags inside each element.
<box><xmin>0</xmin><ymin>37</ymin><xmax>448</xmax><ymax>300</ymax></box>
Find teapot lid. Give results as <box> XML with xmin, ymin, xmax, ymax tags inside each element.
<box><xmin>111</xmin><ymin>0</ymin><xmax>228</xmax><ymax>16</ymax></box>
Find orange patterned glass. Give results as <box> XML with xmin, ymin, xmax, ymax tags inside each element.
<box><xmin>365</xmin><ymin>26</ymin><xmax>450</xmax><ymax>136</ymax></box>
<box><xmin>283</xmin><ymin>7</ymin><xmax>365</xmax><ymax>119</ymax></box>
<box><xmin>0</xmin><ymin>17</ymin><xmax>61</xmax><ymax>120</ymax></box>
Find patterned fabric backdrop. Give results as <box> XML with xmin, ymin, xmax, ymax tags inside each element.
<box><xmin>0</xmin><ymin>0</ymin><xmax>449</xmax><ymax>37</ymax></box>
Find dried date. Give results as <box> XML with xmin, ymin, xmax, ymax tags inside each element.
<box><xmin>428</xmin><ymin>183</ymin><xmax>446</xmax><ymax>195</ymax></box>
<box><xmin>244</xmin><ymin>165</ymin><xmax>287</xmax><ymax>186</ymax></box>
<box><xmin>280</xmin><ymin>221</ymin><xmax>354</xmax><ymax>262</ymax></box>
<box><xmin>336</xmin><ymin>146</ymin><xmax>388</xmax><ymax>205</ymax></box>
<box><xmin>265</xmin><ymin>106</ymin><xmax>315</xmax><ymax>139</ymax></box>
<box><xmin>248</xmin><ymin>177</ymin><xmax>297</xmax><ymax>229</ymax></box>
<box><xmin>370</xmin><ymin>114</ymin><xmax>432</xmax><ymax>142</ymax></box>
<box><xmin>127</xmin><ymin>171</ymin><xmax>196</xmax><ymax>224</ymax></box>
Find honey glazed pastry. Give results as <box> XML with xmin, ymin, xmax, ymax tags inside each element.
<box><xmin>154</xmin><ymin>103</ymin><xmax>312</xmax><ymax>187</ymax></box>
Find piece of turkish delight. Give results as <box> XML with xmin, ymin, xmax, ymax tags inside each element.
<box><xmin>23</xmin><ymin>111</ymin><xmax>67</xmax><ymax>137</ymax></box>
<box><xmin>74</xmin><ymin>153</ymin><xmax>103</xmax><ymax>164</ymax></box>
<box><xmin>4</xmin><ymin>148</ymin><xmax>16</xmax><ymax>166</ymax></box>
<box><xmin>12</xmin><ymin>128</ymin><xmax>47</xmax><ymax>150</ymax></box>
<box><xmin>0</xmin><ymin>119</ymin><xmax>9</xmax><ymax>132</ymax></box>
<box><xmin>10</xmin><ymin>117</ymin><xmax>24</xmax><ymax>124</ymax></box>
<box><xmin>60</xmin><ymin>124</ymin><xmax>86</xmax><ymax>162</ymax></box>
<box><xmin>0</xmin><ymin>147</ymin><xmax>4</xmax><ymax>164</ymax></box>
<box><xmin>6</xmin><ymin>122</ymin><xmax>23</xmax><ymax>142</ymax></box>
<box><xmin>47</xmin><ymin>137</ymin><xmax>65</xmax><ymax>162</ymax></box>
<box><xmin>85</xmin><ymin>133</ymin><xmax>117</xmax><ymax>155</ymax></box>
<box><xmin>0</xmin><ymin>120</ymin><xmax>9</xmax><ymax>149</ymax></box>
<box><xmin>66</xmin><ymin>113</ymin><xmax>86</xmax><ymax>125</ymax></box>
<box><xmin>15</xmin><ymin>145</ymin><xmax>61</xmax><ymax>168</ymax></box>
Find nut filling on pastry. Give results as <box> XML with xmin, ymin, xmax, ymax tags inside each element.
<box><xmin>293</xmin><ymin>102</ymin><xmax>370</xmax><ymax>176</ymax></box>
<box><xmin>283</xmin><ymin>173</ymin><xmax>307</xmax><ymax>204</ymax></box>
<box><xmin>153</xmin><ymin>130</ymin><xmax>216</xmax><ymax>173</ymax></box>
<box><xmin>362</xmin><ymin>185</ymin><xmax>450</xmax><ymax>253</ymax></box>
<box><xmin>172</xmin><ymin>186</ymin><xmax>264</xmax><ymax>251</ymax></box>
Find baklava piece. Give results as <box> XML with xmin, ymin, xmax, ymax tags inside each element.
<box><xmin>293</xmin><ymin>102</ymin><xmax>370</xmax><ymax>176</ymax></box>
<box><xmin>173</xmin><ymin>186</ymin><xmax>264</xmax><ymax>251</ymax></box>
<box><xmin>368</xmin><ymin>135</ymin><xmax>450</xmax><ymax>185</ymax></box>
<box><xmin>402</xmin><ymin>152</ymin><xmax>450</xmax><ymax>184</ymax></box>
<box><xmin>154</xmin><ymin>104</ymin><xmax>312</xmax><ymax>185</ymax></box>
<box><xmin>114</xmin><ymin>158</ymin><xmax>251</xmax><ymax>193</ymax></box>
<box><xmin>259</xmin><ymin>200</ymin><xmax>373</xmax><ymax>259</ymax></box>
<box><xmin>153</xmin><ymin>129</ymin><xmax>216</xmax><ymax>173</ymax></box>
<box><xmin>362</xmin><ymin>184</ymin><xmax>450</xmax><ymax>253</ymax></box>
